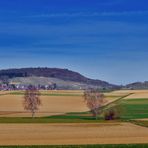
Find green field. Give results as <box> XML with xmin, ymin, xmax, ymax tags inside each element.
<box><xmin>117</xmin><ymin>99</ymin><xmax>148</xmax><ymax>120</ymax></box>
<box><xmin>0</xmin><ymin>116</ymin><xmax>104</xmax><ymax>123</ymax></box>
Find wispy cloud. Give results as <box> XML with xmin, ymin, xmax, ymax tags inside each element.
<box><xmin>27</xmin><ymin>10</ymin><xmax>148</xmax><ymax>18</ymax></box>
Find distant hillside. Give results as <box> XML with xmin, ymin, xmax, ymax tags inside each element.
<box><xmin>125</xmin><ymin>81</ymin><xmax>148</xmax><ymax>90</ymax></box>
<box><xmin>0</xmin><ymin>68</ymin><xmax>118</xmax><ymax>90</ymax></box>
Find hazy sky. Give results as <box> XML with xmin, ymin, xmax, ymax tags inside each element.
<box><xmin>0</xmin><ymin>0</ymin><xmax>148</xmax><ymax>84</ymax></box>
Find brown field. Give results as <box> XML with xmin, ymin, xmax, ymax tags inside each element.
<box><xmin>0</xmin><ymin>90</ymin><xmax>124</xmax><ymax>117</ymax></box>
<box><xmin>0</xmin><ymin>122</ymin><xmax>147</xmax><ymax>145</ymax></box>
<box><xmin>112</xmin><ymin>90</ymin><xmax>148</xmax><ymax>99</ymax></box>
<box><xmin>40</xmin><ymin>90</ymin><xmax>84</xmax><ymax>94</ymax></box>
<box><xmin>103</xmin><ymin>96</ymin><xmax>119</xmax><ymax>105</ymax></box>
<box><xmin>0</xmin><ymin>89</ymin><xmax>147</xmax><ymax>117</ymax></box>
<box><xmin>124</xmin><ymin>92</ymin><xmax>148</xmax><ymax>99</ymax></box>
<box><xmin>113</xmin><ymin>89</ymin><xmax>148</xmax><ymax>94</ymax></box>
<box><xmin>104</xmin><ymin>91</ymin><xmax>129</xmax><ymax>103</ymax></box>
<box><xmin>104</xmin><ymin>91</ymin><xmax>129</xmax><ymax>96</ymax></box>
<box><xmin>0</xmin><ymin>94</ymin><xmax>88</xmax><ymax>117</ymax></box>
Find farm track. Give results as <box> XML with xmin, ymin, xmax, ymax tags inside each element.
<box><xmin>100</xmin><ymin>93</ymin><xmax>133</xmax><ymax>112</ymax></box>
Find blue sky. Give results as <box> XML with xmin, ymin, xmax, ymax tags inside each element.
<box><xmin>0</xmin><ymin>0</ymin><xmax>148</xmax><ymax>84</ymax></box>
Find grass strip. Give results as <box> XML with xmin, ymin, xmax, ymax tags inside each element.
<box><xmin>0</xmin><ymin>117</ymin><xmax>108</xmax><ymax>123</ymax></box>
<box><xmin>130</xmin><ymin>120</ymin><xmax>148</xmax><ymax>128</ymax></box>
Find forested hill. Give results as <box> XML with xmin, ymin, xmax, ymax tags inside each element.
<box><xmin>0</xmin><ymin>68</ymin><xmax>118</xmax><ymax>89</ymax></box>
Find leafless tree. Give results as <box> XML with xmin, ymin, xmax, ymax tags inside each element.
<box><xmin>84</xmin><ymin>89</ymin><xmax>106</xmax><ymax>120</ymax></box>
<box><xmin>23</xmin><ymin>85</ymin><xmax>41</xmax><ymax>118</ymax></box>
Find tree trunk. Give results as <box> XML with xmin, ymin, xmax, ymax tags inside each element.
<box><xmin>32</xmin><ymin>111</ymin><xmax>35</xmax><ymax>118</ymax></box>
<box><xmin>95</xmin><ymin>110</ymin><xmax>98</xmax><ymax>120</ymax></box>
<box><xmin>95</xmin><ymin>114</ymin><xmax>98</xmax><ymax>120</ymax></box>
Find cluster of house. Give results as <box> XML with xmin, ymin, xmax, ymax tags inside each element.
<box><xmin>0</xmin><ymin>82</ymin><xmax>57</xmax><ymax>91</ymax></box>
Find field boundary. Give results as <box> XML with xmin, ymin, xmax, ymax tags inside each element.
<box><xmin>101</xmin><ymin>93</ymin><xmax>134</xmax><ymax>112</ymax></box>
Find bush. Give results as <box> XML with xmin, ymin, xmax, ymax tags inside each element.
<box><xmin>104</xmin><ymin>108</ymin><xmax>120</xmax><ymax>120</ymax></box>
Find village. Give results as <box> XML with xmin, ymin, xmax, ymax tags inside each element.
<box><xmin>0</xmin><ymin>81</ymin><xmax>57</xmax><ymax>91</ymax></box>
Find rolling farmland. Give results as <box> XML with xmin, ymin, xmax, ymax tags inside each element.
<box><xmin>0</xmin><ymin>90</ymin><xmax>147</xmax><ymax>146</ymax></box>
<box><xmin>0</xmin><ymin>90</ymin><xmax>124</xmax><ymax>117</ymax></box>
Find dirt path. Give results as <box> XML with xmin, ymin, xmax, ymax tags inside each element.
<box><xmin>0</xmin><ymin>122</ymin><xmax>148</xmax><ymax>145</ymax></box>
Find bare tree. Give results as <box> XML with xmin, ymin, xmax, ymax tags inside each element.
<box><xmin>84</xmin><ymin>89</ymin><xmax>106</xmax><ymax>120</ymax></box>
<box><xmin>23</xmin><ymin>85</ymin><xmax>41</xmax><ymax>118</ymax></box>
